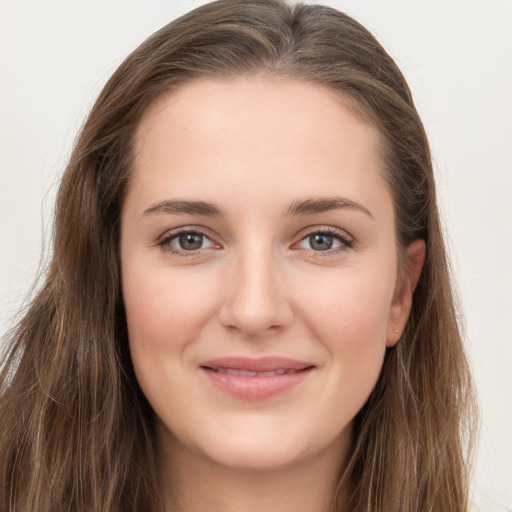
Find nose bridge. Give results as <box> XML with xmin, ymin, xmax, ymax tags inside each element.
<box><xmin>219</xmin><ymin>237</ymin><xmax>292</xmax><ymax>337</ymax></box>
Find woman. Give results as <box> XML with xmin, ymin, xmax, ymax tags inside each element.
<box><xmin>0</xmin><ymin>1</ymin><xmax>476</xmax><ymax>510</ymax></box>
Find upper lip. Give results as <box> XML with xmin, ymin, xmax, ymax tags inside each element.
<box><xmin>200</xmin><ymin>356</ymin><xmax>314</xmax><ymax>372</ymax></box>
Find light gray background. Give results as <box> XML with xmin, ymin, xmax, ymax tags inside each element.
<box><xmin>1</xmin><ymin>1</ymin><xmax>511</xmax><ymax>510</ymax></box>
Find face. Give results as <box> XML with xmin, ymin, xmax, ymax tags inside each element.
<box><xmin>121</xmin><ymin>77</ymin><xmax>419</xmax><ymax>472</ymax></box>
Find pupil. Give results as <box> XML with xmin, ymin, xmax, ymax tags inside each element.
<box><xmin>310</xmin><ymin>234</ymin><xmax>333</xmax><ymax>251</ymax></box>
<box><xmin>179</xmin><ymin>233</ymin><xmax>203</xmax><ymax>250</ymax></box>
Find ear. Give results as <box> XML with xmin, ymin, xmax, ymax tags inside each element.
<box><xmin>386</xmin><ymin>239</ymin><xmax>426</xmax><ymax>347</ymax></box>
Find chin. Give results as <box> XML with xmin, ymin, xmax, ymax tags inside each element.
<box><xmin>176</xmin><ymin>415</ymin><xmax>350</xmax><ymax>473</ymax></box>
<box><xmin>206</xmin><ymin>438</ymin><xmax>306</xmax><ymax>472</ymax></box>
<box><xmin>203</xmin><ymin>448</ymin><xmax>309</xmax><ymax>473</ymax></box>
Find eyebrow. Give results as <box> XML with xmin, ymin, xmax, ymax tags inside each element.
<box><xmin>141</xmin><ymin>196</ymin><xmax>373</xmax><ymax>219</ymax></box>
<box><xmin>285</xmin><ymin>196</ymin><xmax>373</xmax><ymax>218</ymax></box>
<box><xmin>142</xmin><ymin>200</ymin><xmax>224</xmax><ymax>218</ymax></box>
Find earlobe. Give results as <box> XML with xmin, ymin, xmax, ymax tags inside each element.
<box><xmin>386</xmin><ymin>239</ymin><xmax>426</xmax><ymax>347</ymax></box>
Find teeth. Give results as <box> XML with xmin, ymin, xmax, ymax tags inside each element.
<box><xmin>239</xmin><ymin>370</ymin><xmax>258</xmax><ymax>377</ymax></box>
<box><xmin>212</xmin><ymin>368</ymin><xmax>299</xmax><ymax>376</ymax></box>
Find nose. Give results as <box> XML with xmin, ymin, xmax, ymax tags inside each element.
<box><xmin>218</xmin><ymin>247</ymin><xmax>293</xmax><ymax>339</ymax></box>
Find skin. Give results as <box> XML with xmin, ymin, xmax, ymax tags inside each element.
<box><xmin>120</xmin><ymin>77</ymin><xmax>425</xmax><ymax>512</ymax></box>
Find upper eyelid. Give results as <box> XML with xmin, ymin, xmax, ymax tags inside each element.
<box><xmin>157</xmin><ymin>226</ymin><xmax>216</xmax><ymax>244</ymax></box>
<box><xmin>295</xmin><ymin>225</ymin><xmax>353</xmax><ymax>241</ymax></box>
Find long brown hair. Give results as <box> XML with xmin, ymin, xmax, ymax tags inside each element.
<box><xmin>0</xmin><ymin>1</ymin><xmax>476</xmax><ymax>510</ymax></box>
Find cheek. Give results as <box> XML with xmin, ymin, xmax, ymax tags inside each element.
<box><xmin>123</xmin><ymin>266</ymin><xmax>219</xmax><ymax>350</ymax></box>
<box><xmin>298</xmin><ymin>268</ymin><xmax>394</xmax><ymax>369</ymax></box>
<box><xmin>122</xmin><ymin>266</ymin><xmax>221</xmax><ymax>419</ymax></box>
<box><xmin>303</xmin><ymin>266</ymin><xmax>393</xmax><ymax>332</ymax></box>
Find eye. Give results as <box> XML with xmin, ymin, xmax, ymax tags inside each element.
<box><xmin>158</xmin><ymin>229</ymin><xmax>217</xmax><ymax>254</ymax></box>
<box><xmin>295</xmin><ymin>229</ymin><xmax>353</xmax><ymax>252</ymax></box>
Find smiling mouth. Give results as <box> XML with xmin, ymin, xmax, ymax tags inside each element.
<box><xmin>199</xmin><ymin>357</ymin><xmax>315</xmax><ymax>400</ymax></box>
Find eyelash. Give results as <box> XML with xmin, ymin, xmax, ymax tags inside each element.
<box><xmin>295</xmin><ymin>227</ymin><xmax>355</xmax><ymax>257</ymax></box>
<box><xmin>156</xmin><ymin>226</ymin><xmax>355</xmax><ymax>257</ymax></box>
<box><xmin>156</xmin><ymin>227</ymin><xmax>216</xmax><ymax>257</ymax></box>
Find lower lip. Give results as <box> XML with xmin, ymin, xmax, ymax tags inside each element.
<box><xmin>200</xmin><ymin>367</ymin><xmax>313</xmax><ymax>400</ymax></box>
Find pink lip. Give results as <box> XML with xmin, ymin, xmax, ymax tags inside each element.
<box><xmin>199</xmin><ymin>356</ymin><xmax>315</xmax><ymax>400</ymax></box>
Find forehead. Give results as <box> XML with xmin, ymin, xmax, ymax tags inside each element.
<box><xmin>129</xmin><ymin>77</ymin><xmax>389</xmax><ymax>212</ymax></box>
<box><xmin>135</xmin><ymin>76</ymin><xmax>380</xmax><ymax>156</ymax></box>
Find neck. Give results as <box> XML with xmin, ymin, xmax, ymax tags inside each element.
<box><xmin>156</xmin><ymin>425</ymin><xmax>350</xmax><ymax>512</ymax></box>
